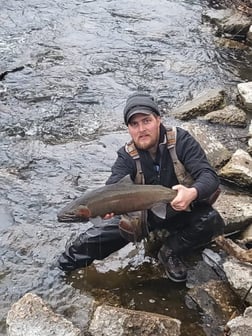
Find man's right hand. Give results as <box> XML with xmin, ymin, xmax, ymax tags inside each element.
<box><xmin>103</xmin><ymin>213</ymin><xmax>114</xmax><ymax>220</ymax></box>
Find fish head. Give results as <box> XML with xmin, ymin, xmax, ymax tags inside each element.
<box><xmin>57</xmin><ymin>204</ymin><xmax>91</xmax><ymax>222</ymax></box>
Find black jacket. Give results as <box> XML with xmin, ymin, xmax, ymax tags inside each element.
<box><xmin>106</xmin><ymin>124</ymin><xmax>219</xmax><ymax>201</ymax></box>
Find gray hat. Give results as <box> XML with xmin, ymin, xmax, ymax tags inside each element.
<box><xmin>123</xmin><ymin>92</ymin><xmax>160</xmax><ymax>125</ymax></box>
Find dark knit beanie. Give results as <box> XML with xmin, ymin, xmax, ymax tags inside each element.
<box><xmin>123</xmin><ymin>92</ymin><xmax>160</xmax><ymax>125</ymax></box>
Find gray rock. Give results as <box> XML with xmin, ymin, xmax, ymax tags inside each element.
<box><xmin>227</xmin><ymin>306</ymin><xmax>252</xmax><ymax>336</ymax></box>
<box><xmin>219</xmin><ymin>149</ymin><xmax>252</xmax><ymax>188</ymax></box>
<box><xmin>223</xmin><ymin>259</ymin><xmax>252</xmax><ymax>305</ymax></box>
<box><xmin>182</xmin><ymin>123</ymin><xmax>231</xmax><ymax>169</ymax></box>
<box><xmin>186</xmin><ymin>280</ymin><xmax>241</xmax><ymax>335</ymax></box>
<box><xmin>246</xmin><ymin>25</ymin><xmax>252</xmax><ymax>45</ymax></box>
<box><xmin>88</xmin><ymin>304</ymin><xmax>181</xmax><ymax>336</ymax></box>
<box><xmin>237</xmin><ymin>82</ymin><xmax>252</xmax><ymax>111</ymax></box>
<box><xmin>171</xmin><ymin>89</ymin><xmax>226</xmax><ymax>120</ymax></box>
<box><xmin>214</xmin><ymin>192</ymin><xmax>252</xmax><ymax>233</ymax></box>
<box><xmin>203</xmin><ymin>105</ymin><xmax>247</xmax><ymax>128</ymax></box>
<box><xmin>6</xmin><ymin>293</ymin><xmax>81</xmax><ymax>336</ymax></box>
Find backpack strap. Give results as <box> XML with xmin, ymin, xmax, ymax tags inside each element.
<box><xmin>125</xmin><ymin>141</ymin><xmax>145</xmax><ymax>185</ymax></box>
<box><xmin>166</xmin><ymin>127</ymin><xmax>194</xmax><ymax>187</ymax></box>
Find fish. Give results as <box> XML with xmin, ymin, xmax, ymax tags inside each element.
<box><xmin>57</xmin><ymin>175</ymin><xmax>177</xmax><ymax>222</ymax></box>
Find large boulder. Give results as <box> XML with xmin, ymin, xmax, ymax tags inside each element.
<box><xmin>182</xmin><ymin>123</ymin><xmax>231</xmax><ymax>169</ymax></box>
<box><xmin>171</xmin><ymin>89</ymin><xmax>226</xmax><ymax>120</ymax></box>
<box><xmin>237</xmin><ymin>82</ymin><xmax>252</xmax><ymax>111</ymax></box>
<box><xmin>219</xmin><ymin>149</ymin><xmax>252</xmax><ymax>188</ymax></box>
<box><xmin>223</xmin><ymin>259</ymin><xmax>252</xmax><ymax>305</ymax></box>
<box><xmin>6</xmin><ymin>293</ymin><xmax>81</xmax><ymax>336</ymax></box>
<box><xmin>227</xmin><ymin>306</ymin><xmax>252</xmax><ymax>336</ymax></box>
<box><xmin>186</xmin><ymin>280</ymin><xmax>241</xmax><ymax>335</ymax></box>
<box><xmin>88</xmin><ymin>304</ymin><xmax>181</xmax><ymax>336</ymax></box>
<box><xmin>203</xmin><ymin>105</ymin><xmax>247</xmax><ymax>128</ymax></box>
<box><xmin>214</xmin><ymin>192</ymin><xmax>252</xmax><ymax>233</ymax></box>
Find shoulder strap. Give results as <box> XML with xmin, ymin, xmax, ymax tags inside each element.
<box><xmin>166</xmin><ymin>126</ymin><xmax>178</xmax><ymax>163</ymax></box>
<box><xmin>125</xmin><ymin>141</ymin><xmax>145</xmax><ymax>184</ymax></box>
<box><xmin>166</xmin><ymin>127</ymin><xmax>194</xmax><ymax>187</ymax></box>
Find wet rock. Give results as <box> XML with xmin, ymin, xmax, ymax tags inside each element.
<box><xmin>216</xmin><ymin>12</ymin><xmax>251</xmax><ymax>37</ymax></box>
<box><xmin>186</xmin><ymin>260</ymin><xmax>222</xmax><ymax>289</ymax></box>
<box><xmin>203</xmin><ymin>9</ymin><xmax>251</xmax><ymax>38</ymax></box>
<box><xmin>222</xmin><ymin>258</ymin><xmax>252</xmax><ymax>305</ymax></box>
<box><xmin>182</xmin><ymin>123</ymin><xmax>231</xmax><ymax>169</ymax></box>
<box><xmin>88</xmin><ymin>304</ymin><xmax>181</xmax><ymax>336</ymax></box>
<box><xmin>186</xmin><ymin>280</ymin><xmax>242</xmax><ymax>336</ymax></box>
<box><xmin>6</xmin><ymin>293</ymin><xmax>81</xmax><ymax>336</ymax></box>
<box><xmin>219</xmin><ymin>149</ymin><xmax>252</xmax><ymax>188</ymax></box>
<box><xmin>226</xmin><ymin>306</ymin><xmax>252</xmax><ymax>336</ymax></box>
<box><xmin>171</xmin><ymin>89</ymin><xmax>226</xmax><ymax>120</ymax></box>
<box><xmin>203</xmin><ymin>105</ymin><xmax>247</xmax><ymax>128</ymax></box>
<box><xmin>237</xmin><ymin>82</ymin><xmax>252</xmax><ymax>111</ymax></box>
<box><xmin>215</xmin><ymin>37</ymin><xmax>249</xmax><ymax>49</ymax></box>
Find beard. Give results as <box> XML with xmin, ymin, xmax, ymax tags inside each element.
<box><xmin>134</xmin><ymin>134</ymin><xmax>159</xmax><ymax>151</ymax></box>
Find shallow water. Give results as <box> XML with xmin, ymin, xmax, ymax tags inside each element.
<box><xmin>0</xmin><ymin>0</ymin><xmax>251</xmax><ymax>335</ymax></box>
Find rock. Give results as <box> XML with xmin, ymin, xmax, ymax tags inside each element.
<box><xmin>6</xmin><ymin>293</ymin><xmax>81</xmax><ymax>336</ymax></box>
<box><xmin>214</xmin><ymin>192</ymin><xmax>252</xmax><ymax>233</ymax></box>
<box><xmin>216</xmin><ymin>12</ymin><xmax>251</xmax><ymax>37</ymax></box>
<box><xmin>88</xmin><ymin>304</ymin><xmax>181</xmax><ymax>336</ymax></box>
<box><xmin>216</xmin><ymin>37</ymin><xmax>248</xmax><ymax>49</ymax></box>
<box><xmin>237</xmin><ymin>82</ymin><xmax>252</xmax><ymax>111</ymax></box>
<box><xmin>241</xmin><ymin>223</ymin><xmax>252</xmax><ymax>242</ymax></box>
<box><xmin>203</xmin><ymin>10</ymin><xmax>251</xmax><ymax>37</ymax></box>
<box><xmin>203</xmin><ymin>105</ymin><xmax>247</xmax><ymax>128</ymax></box>
<box><xmin>226</xmin><ymin>306</ymin><xmax>252</xmax><ymax>336</ymax></box>
<box><xmin>186</xmin><ymin>280</ymin><xmax>241</xmax><ymax>335</ymax></box>
<box><xmin>247</xmin><ymin>25</ymin><xmax>252</xmax><ymax>45</ymax></box>
<box><xmin>171</xmin><ymin>89</ymin><xmax>226</xmax><ymax>120</ymax></box>
<box><xmin>182</xmin><ymin>123</ymin><xmax>231</xmax><ymax>169</ymax></box>
<box><xmin>223</xmin><ymin>259</ymin><xmax>252</xmax><ymax>305</ymax></box>
<box><xmin>219</xmin><ymin>149</ymin><xmax>252</xmax><ymax>188</ymax></box>
<box><xmin>249</xmin><ymin>120</ymin><xmax>252</xmax><ymax>154</ymax></box>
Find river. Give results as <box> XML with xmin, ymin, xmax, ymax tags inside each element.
<box><xmin>0</xmin><ymin>0</ymin><xmax>251</xmax><ymax>335</ymax></box>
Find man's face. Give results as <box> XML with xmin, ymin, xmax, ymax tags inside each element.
<box><xmin>128</xmin><ymin>113</ymin><xmax>161</xmax><ymax>151</ymax></box>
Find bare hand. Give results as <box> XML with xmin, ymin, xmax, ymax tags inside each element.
<box><xmin>170</xmin><ymin>185</ymin><xmax>198</xmax><ymax>211</ymax></box>
<box><xmin>103</xmin><ymin>212</ymin><xmax>115</xmax><ymax>220</ymax></box>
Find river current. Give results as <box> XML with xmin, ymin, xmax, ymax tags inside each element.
<box><xmin>0</xmin><ymin>1</ymin><xmax>251</xmax><ymax>335</ymax></box>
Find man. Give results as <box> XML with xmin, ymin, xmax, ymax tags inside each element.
<box><xmin>58</xmin><ymin>92</ymin><xmax>225</xmax><ymax>282</ymax></box>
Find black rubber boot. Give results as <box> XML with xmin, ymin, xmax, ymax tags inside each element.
<box><xmin>158</xmin><ymin>245</ymin><xmax>187</xmax><ymax>282</ymax></box>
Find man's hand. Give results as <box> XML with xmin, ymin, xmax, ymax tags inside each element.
<box><xmin>170</xmin><ymin>185</ymin><xmax>198</xmax><ymax>211</ymax></box>
<box><xmin>103</xmin><ymin>213</ymin><xmax>114</xmax><ymax>220</ymax></box>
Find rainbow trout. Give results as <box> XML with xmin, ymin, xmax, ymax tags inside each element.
<box><xmin>57</xmin><ymin>175</ymin><xmax>177</xmax><ymax>222</ymax></box>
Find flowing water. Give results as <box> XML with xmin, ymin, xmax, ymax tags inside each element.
<box><xmin>0</xmin><ymin>0</ymin><xmax>251</xmax><ymax>335</ymax></box>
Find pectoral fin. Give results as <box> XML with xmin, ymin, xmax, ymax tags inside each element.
<box><xmin>151</xmin><ymin>203</ymin><xmax>167</xmax><ymax>219</ymax></box>
<box><xmin>90</xmin><ymin>216</ymin><xmax>103</xmax><ymax>226</ymax></box>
